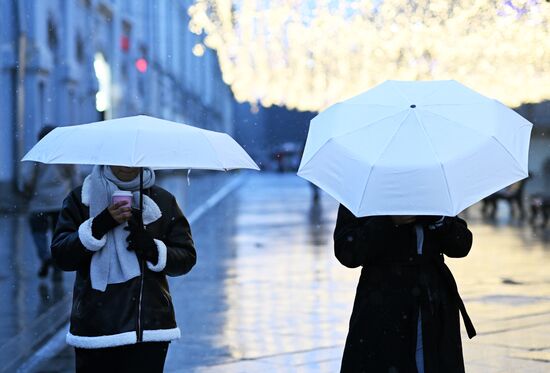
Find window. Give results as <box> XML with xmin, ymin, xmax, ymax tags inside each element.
<box><xmin>47</xmin><ymin>18</ymin><xmax>58</xmax><ymax>52</ymax></box>
<box><xmin>76</xmin><ymin>34</ymin><xmax>85</xmax><ymax>63</ymax></box>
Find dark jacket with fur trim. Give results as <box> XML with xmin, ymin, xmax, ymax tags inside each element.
<box><xmin>51</xmin><ymin>184</ymin><xmax>196</xmax><ymax>349</ymax></box>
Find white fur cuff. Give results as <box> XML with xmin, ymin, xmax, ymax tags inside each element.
<box><xmin>143</xmin><ymin>327</ymin><xmax>181</xmax><ymax>342</ymax></box>
<box><xmin>147</xmin><ymin>239</ymin><xmax>167</xmax><ymax>272</ymax></box>
<box><xmin>78</xmin><ymin>218</ymin><xmax>106</xmax><ymax>252</ymax></box>
<box><xmin>67</xmin><ymin>331</ymin><xmax>136</xmax><ymax>349</ymax></box>
<box><xmin>66</xmin><ymin>327</ymin><xmax>181</xmax><ymax>349</ymax></box>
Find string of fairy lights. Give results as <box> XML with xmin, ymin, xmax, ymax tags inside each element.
<box><xmin>188</xmin><ymin>0</ymin><xmax>550</xmax><ymax>112</ymax></box>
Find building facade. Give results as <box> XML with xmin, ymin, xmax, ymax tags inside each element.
<box><xmin>0</xmin><ymin>0</ymin><xmax>235</xmax><ymax>194</ymax></box>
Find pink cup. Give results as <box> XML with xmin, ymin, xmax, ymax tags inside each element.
<box><xmin>111</xmin><ymin>191</ymin><xmax>133</xmax><ymax>208</ymax></box>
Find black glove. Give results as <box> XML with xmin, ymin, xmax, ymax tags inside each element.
<box><xmin>125</xmin><ymin>210</ymin><xmax>158</xmax><ymax>265</ymax></box>
<box><xmin>91</xmin><ymin>208</ymin><xmax>120</xmax><ymax>239</ymax></box>
<box><xmin>416</xmin><ymin>215</ymin><xmax>451</xmax><ymax>231</ymax></box>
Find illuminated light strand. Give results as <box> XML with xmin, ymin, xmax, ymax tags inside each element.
<box><xmin>189</xmin><ymin>0</ymin><xmax>550</xmax><ymax>111</ymax></box>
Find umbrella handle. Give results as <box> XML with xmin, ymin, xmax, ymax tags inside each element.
<box><xmin>139</xmin><ymin>167</ymin><xmax>144</xmax><ymax>227</ymax></box>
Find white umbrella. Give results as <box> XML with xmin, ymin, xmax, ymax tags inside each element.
<box><xmin>22</xmin><ymin>115</ymin><xmax>259</xmax><ymax>215</ymax></box>
<box><xmin>298</xmin><ymin>80</ymin><xmax>532</xmax><ymax>217</ymax></box>
<box><xmin>22</xmin><ymin>115</ymin><xmax>259</xmax><ymax>171</ymax></box>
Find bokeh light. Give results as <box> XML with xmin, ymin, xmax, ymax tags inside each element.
<box><xmin>135</xmin><ymin>58</ymin><xmax>148</xmax><ymax>73</ymax></box>
<box><xmin>192</xmin><ymin>43</ymin><xmax>206</xmax><ymax>57</ymax></box>
<box><xmin>189</xmin><ymin>0</ymin><xmax>550</xmax><ymax>111</ymax></box>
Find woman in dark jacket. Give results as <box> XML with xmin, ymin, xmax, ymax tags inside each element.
<box><xmin>51</xmin><ymin>165</ymin><xmax>196</xmax><ymax>373</ymax></box>
<box><xmin>334</xmin><ymin>205</ymin><xmax>475</xmax><ymax>373</ymax></box>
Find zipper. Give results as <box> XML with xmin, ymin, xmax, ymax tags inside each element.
<box><xmin>137</xmin><ymin>258</ymin><xmax>145</xmax><ymax>342</ymax></box>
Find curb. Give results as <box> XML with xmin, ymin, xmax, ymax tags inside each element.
<box><xmin>1</xmin><ymin>293</ymin><xmax>72</xmax><ymax>373</ymax></box>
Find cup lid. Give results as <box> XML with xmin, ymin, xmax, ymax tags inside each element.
<box><xmin>112</xmin><ymin>191</ymin><xmax>133</xmax><ymax>197</ymax></box>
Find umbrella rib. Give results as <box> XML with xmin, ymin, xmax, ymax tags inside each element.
<box><xmin>131</xmin><ymin>127</ymin><xmax>140</xmax><ymax>167</ymax></box>
<box><xmin>413</xmin><ymin>111</ymin><xmax>456</xmax><ymax>213</ymax></box>
<box><xmin>202</xmin><ymin>134</ymin><xmax>226</xmax><ymax>171</ymax></box>
<box><xmin>356</xmin><ymin>111</ymin><xmax>413</xmax><ymax>214</ymax></box>
<box><xmin>388</xmin><ymin>81</ymin><xmax>450</xmax><ymax>107</ymax></box>
<box><xmin>343</xmin><ymin>103</ymin><xmax>400</xmax><ymax>108</ymax></box>
<box><xmin>300</xmin><ymin>110</ymin><xmax>407</xmax><ymax>172</ymax></box>
<box><xmin>425</xmin><ymin>110</ymin><xmax>493</xmax><ymax>138</ymax></box>
<box><xmin>425</xmin><ymin>110</ymin><xmax>528</xmax><ymax>171</ymax></box>
<box><xmin>422</xmin><ymin>103</ymin><xmax>485</xmax><ymax>107</ymax></box>
<box><xmin>334</xmin><ymin>109</ymin><xmax>409</xmax><ymax>138</ymax></box>
<box><xmin>415</xmin><ymin>83</ymin><xmax>449</xmax><ymax>104</ymax></box>
<box><xmin>488</xmin><ymin>136</ymin><xmax>528</xmax><ymax>175</ymax></box>
<box><xmin>387</xmin><ymin>82</ymin><xmax>410</xmax><ymax>103</ymax></box>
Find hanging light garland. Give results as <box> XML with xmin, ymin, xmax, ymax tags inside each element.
<box><xmin>189</xmin><ymin>0</ymin><xmax>550</xmax><ymax>112</ymax></box>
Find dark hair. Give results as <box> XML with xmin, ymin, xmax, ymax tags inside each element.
<box><xmin>38</xmin><ymin>125</ymin><xmax>56</xmax><ymax>140</ymax></box>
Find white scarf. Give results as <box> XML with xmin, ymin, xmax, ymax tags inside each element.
<box><xmin>82</xmin><ymin>166</ymin><xmax>161</xmax><ymax>291</ymax></box>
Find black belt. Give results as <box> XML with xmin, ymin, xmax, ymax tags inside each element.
<box><xmin>371</xmin><ymin>255</ymin><xmax>477</xmax><ymax>339</ymax></box>
<box><xmin>435</xmin><ymin>256</ymin><xmax>477</xmax><ymax>338</ymax></box>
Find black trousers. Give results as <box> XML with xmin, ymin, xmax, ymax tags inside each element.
<box><xmin>75</xmin><ymin>342</ymin><xmax>169</xmax><ymax>373</ymax></box>
<box><xmin>28</xmin><ymin>211</ymin><xmax>59</xmax><ymax>261</ymax></box>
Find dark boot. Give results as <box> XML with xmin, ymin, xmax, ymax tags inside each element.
<box><xmin>51</xmin><ymin>262</ymin><xmax>63</xmax><ymax>282</ymax></box>
<box><xmin>38</xmin><ymin>259</ymin><xmax>51</xmax><ymax>278</ymax></box>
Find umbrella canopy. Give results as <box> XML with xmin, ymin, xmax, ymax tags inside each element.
<box><xmin>298</xmin><ymin>80</ymin><xmax>532</xmax><ymax>217</ymax></box>
<box><xmin>22</xmin><ymin>115</ymin><xmax>259</xmax><ymax>171</ymax></box>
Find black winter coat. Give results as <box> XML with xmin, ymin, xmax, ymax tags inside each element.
<box><xmin>51</xmin><ymin>185</ymin><xmax>196</xmax><ymax>349</ymax></box>
<box><xmin>334</xmin><ymin>205</ymin><xmax>475</xmax><ymax>373</ymax></box>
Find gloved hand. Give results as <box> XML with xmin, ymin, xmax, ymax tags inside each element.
<box><xmin>125</xmin><ymin>210</ymin><xmax>158</xmax><ymax>265</ymax></box>
<box><xmin>416</xmin><ymin>215</ymin><xmax>449</xmax><ymax>231</ymax></box>
<box><xmin>92</xmin><ymin>208</ymin><xmax>121</xmax><ymax>239</ymax></box>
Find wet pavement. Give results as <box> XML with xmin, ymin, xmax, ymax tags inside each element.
<box><xmin>0</xmin><ymin>204</ymin><xmax>75</xmax><ymax>373</ymax></box>
<box><xmin>0</xmin><ymin>170</ymin><xmax>237</xmax><ymax>372</ymax></box>
<box><xmin>7</xmin><ymin>172</ymin><xmax>550</xmax><ymax>372</ymax></box>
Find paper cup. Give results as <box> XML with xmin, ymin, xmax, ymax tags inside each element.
<box><xmin>111</xmin><ymin>191</ymin><xmax>133</xmax><ymax>208</ymax></box>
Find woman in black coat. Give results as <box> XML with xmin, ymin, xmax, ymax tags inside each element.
<box><xmin>51</xmin><ymin>165</ymin><xmax>196</xmax><ymax>372</ymax></box>
<box><xmin>334</xmin><ymin>205</ymin><xmax>475</xmax><ymax>373</ymax></box>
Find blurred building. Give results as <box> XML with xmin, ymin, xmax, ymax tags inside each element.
<box><xmin>0</xmin><ymin>0</ymin><xmax>235</xmax><ymax>196</ymax></box>
<box><xmin>233</xmin><ymin>103</ymin><xmax>269</xmax><ymax>168</ymax></box>
<box><xmin>234</xmin><ymin>103</ymin><xmax>316</xmax><ymax>171</ymax></box>
<box><xmin>517</xmin><ymin>101</ymin><xmax>550</xmax><ymax>166</ymax></box>
<box><xmin>517</xmin><ymin>101</ymin><xmax>550</xmax><ymax>194</ymax></box>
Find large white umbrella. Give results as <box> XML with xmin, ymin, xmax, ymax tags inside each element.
<box><xmin>22</xmin><ymin>115</ymin><xmax>259</xmax><ymax>171</ymax></box>
<box><xmin>298</xmin><ymin>80</ymin><xmax>532</xmax><ymax>217</ymax></box>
